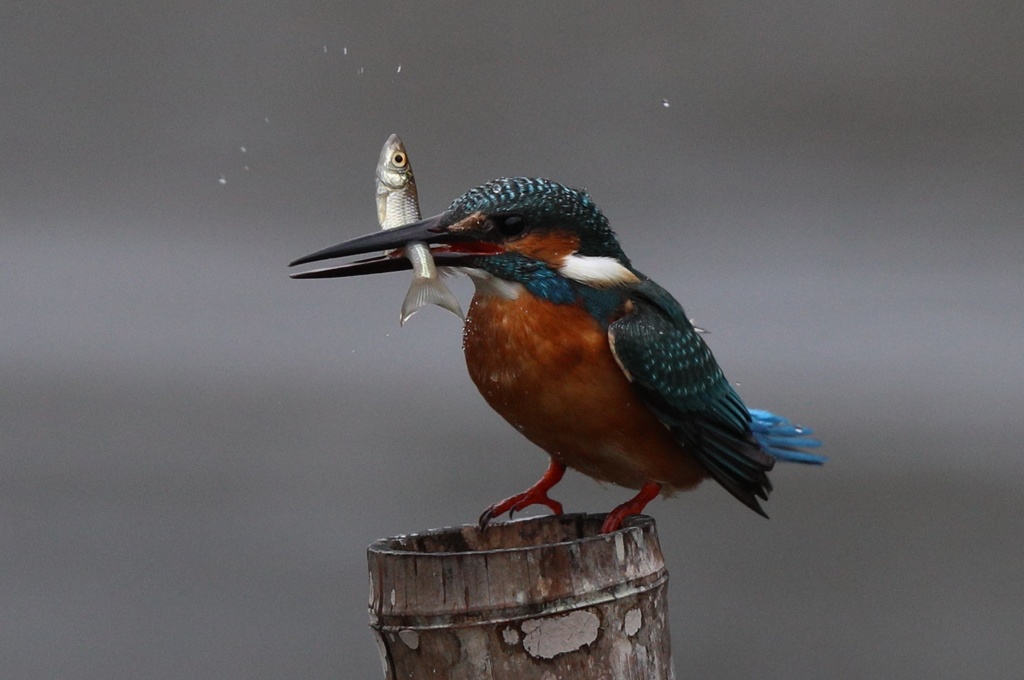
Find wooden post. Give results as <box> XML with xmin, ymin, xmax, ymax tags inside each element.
<box><xmin>367</xmin><ymin>513</ymin><xmax>673</xmax><ymax>679</ymax></box>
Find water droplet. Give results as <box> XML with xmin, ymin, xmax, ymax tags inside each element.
<box><xmin>661</xmin><ymin>99</ymin><xmax>670</xmax><ymax>108</ymax></box>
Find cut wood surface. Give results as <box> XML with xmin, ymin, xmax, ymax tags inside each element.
<box><xmin>367</xmin><ymin>513</ymin><xmax>674</xmax><ymax>679</ymax></box>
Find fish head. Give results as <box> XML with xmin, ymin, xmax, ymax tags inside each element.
<box><xmin>375</xmin><ymin>134</ymin><xmax>415</xmax><ymax>191</ymax></box>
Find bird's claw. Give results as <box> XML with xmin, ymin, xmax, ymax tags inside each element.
<box><xmin>599</xmin><ymin>481</ymin><xmax>662</xmax><ymax>533</ymax></box>
<box><xmin>478</xmin><ymin>492</ymin><xmax>564</xmax><ymax>529</ymax></box>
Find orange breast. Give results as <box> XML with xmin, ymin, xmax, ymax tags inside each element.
<box><xmin>462</xmin><ymin>291</ymin><xmax>708</xmax><ymax>493</ymax></box>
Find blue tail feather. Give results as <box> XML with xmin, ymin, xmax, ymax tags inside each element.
<box><xmin>748</xmin><ymin>408</ymin><xmax>826</xmax><ymax>465</ymax></box>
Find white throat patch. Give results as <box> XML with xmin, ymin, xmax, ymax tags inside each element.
<box><xmin>457</xmin><ymin>267</ymin><xmax>524</xmax><ymax>300</ymax></box>
<box><xmin>557</xmin><ymin>254</ymin><xmax>639</xmax><ymax>288</ymax></box>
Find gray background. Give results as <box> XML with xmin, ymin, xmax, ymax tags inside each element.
<box><xmin>3</xmin><ymin>1</ymin><xmax>1022</xmax><ymax>678</ymax></box>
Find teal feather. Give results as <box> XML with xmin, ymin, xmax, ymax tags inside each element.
<box><xmin>609</xmin><ymin>279</ymin><xmax>822</xmax><ymax>516</ymax></box>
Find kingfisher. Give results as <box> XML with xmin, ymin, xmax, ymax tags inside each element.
<box><xmin>290</xmin><ymin>177</ymin><xmax>824</xmax><ymax>533</ymax></box>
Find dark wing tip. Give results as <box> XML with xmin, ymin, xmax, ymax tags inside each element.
<box><xmin>684</xmin><ymin>418</ymin><xmax>776</xmax><ymax>517</ymax></box>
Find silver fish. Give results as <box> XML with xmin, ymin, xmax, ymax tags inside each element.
<box><xmin>376</xmin><ymin>134</ymin><xmax>464</xmax><ymax>324</ymax></box>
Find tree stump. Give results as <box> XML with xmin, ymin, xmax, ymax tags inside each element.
<box><xmin>367</xmin><ymin>513</ymin><xmax>673</xmax><ymax>679</ymax></box>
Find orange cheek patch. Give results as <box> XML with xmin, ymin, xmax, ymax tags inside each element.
<box><xmin>448</xmin><ymin>212</ymin><xmax>487</xmax><ymax>233</ymax></box>
<box><xmin>508</xmin><ymin>231</ymin><xmax>580</xmax><ymax>265</ymax></box>
<box><xmin>438</xmin><ymin>242</ymin><xmax>504</xmax><ymax>255</ymax></box>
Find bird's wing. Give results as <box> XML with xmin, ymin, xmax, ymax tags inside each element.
<box><xmin>608</xmin><ymin>279</ymin><xmax>775</xmax><ymax>515</ymax></box>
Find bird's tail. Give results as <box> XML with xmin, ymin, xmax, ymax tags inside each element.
<box><xmin>748</xmin><ymin>409</ymin><xmax>825</xmax><ymax>464</ymax></box>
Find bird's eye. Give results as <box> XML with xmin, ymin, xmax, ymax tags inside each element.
<box><xmin>392</xmin><ymin>153</ymin><xmax>407</xmax><ymax>168</ymax></box>
<box><xmin>497</xmin><ymin>214</ymin><xmax>526</xmax><ymax>238</ymax></box>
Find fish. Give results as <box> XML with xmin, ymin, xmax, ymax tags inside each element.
<box><xmin>375</xmin><ymin>134</ymin><xmax>464</xmax><ymax>325</ymax></box>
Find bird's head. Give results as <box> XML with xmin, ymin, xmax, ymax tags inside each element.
<box><xmin>289</xmin><ymin>178</ymin><xmax>639</xmax><ymax>294</ymax></box>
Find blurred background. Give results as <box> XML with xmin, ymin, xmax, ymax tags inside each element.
<box><xmin>2</xmin><ymin>1</ymin><xmax>1022</xmax><ymax>678</ymax></box>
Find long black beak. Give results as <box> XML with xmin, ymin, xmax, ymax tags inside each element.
<box><xmin>288</xmin><ymin>213</ymin><xmax>472</xmax><ymax>279</ymax></box>
<box><xmin>289</xmin><ymin>254</ymin><xmax>414</xmax><ymax>279</ymax></box>
<box><xmin>290</xmin><ymin>214</ymin><xmax>449</xmax><ymax>267</ymax></box>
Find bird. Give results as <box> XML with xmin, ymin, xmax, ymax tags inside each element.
<box><xmin>290</xmin><ymin>177</ymin><xmax>824</xmax><ymax>533</ymax></box>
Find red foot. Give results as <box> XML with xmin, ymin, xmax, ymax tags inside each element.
<box><xmin>479</xmin><ymin>460</ymin><xmax>566</xmax><ymax>528</ymax></box>
<box><xmin>600</xmin><ymin>482</ymin><xmax>662</xmax><ymax>533</ymax></box>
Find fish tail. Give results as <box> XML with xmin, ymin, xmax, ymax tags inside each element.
<box><xmin>400</xmin><ymin>277</ymin><xmax>465</xmax><ymax>325</ymax></box>
<box><xmin>748</xmin><ymin>408</ymin><xmax>826</xmax><ymax>464</ymax></box>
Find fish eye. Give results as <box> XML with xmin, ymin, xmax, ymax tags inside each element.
<box><xmin>496</xmin><ymin>214</ymin><xmax>526</xmax><ymax>238</ymax></box>
<box><xmin>392</xmin><ymin>152</ymin><xmax>407</xmax><ymax>168</ymax></box>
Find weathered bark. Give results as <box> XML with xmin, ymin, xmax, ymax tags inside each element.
<box><xmin>367</xmin><ymin>513</ymin><xmax>674</xmax><ymax>679</ymax></box>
